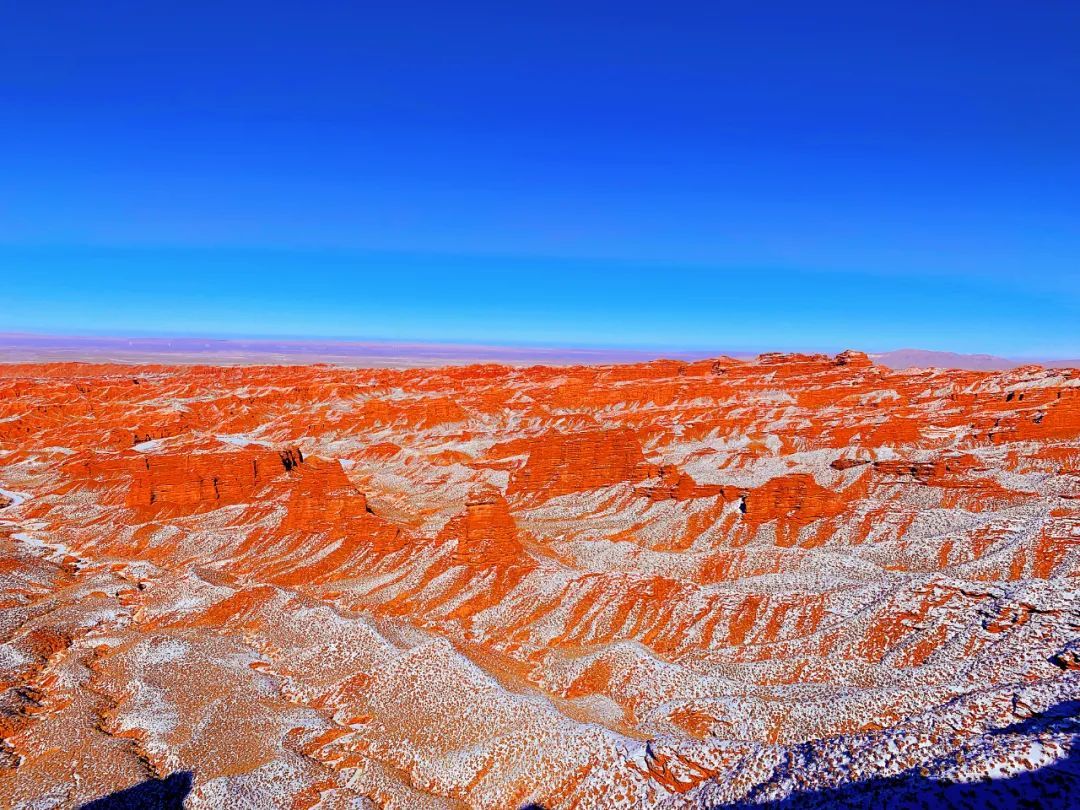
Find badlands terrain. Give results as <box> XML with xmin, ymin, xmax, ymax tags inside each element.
<box><xmin>0</xmin><ymin>351</ymin><xmax>1078</xmax><ymax>808</ymax></box>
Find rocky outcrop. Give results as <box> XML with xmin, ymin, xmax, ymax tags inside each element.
<box><xmin>833</xmin><ymin>349</ymin><xmax>874</xmax><ymax>368</ymax></box>
<box><xmin>66</xmin><ymin>443</ymin><xmax>304</xmax><ymax>516</ymax></box>
<box><xmin>439</xmin><ymin>489</ymin><xmax>529</xmax><ymax>568</ymax></box>
<box><xmin>279</xmin><ymin>456</ymin><xmax>368</xmax><ymax>532</ymax></box>
<box><xmin>126</xmin><ymin>447</ymin><xmax>300</xmax><ymax>513</ymax></box>
<box><xmin>741</xmin><ymin>473</ymin><xmax>847</xmax><ymax>546</ymax></box>
<box><xmin>507</xmin><ymin>427</ymin><xmax>654</xmax><ymax>499</ymax></box>
<box><xmin>636</xmin><ymin>465</ymin><xmax>738</xmax><ymax>502</ymax></box>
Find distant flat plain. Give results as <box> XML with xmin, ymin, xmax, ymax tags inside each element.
<box><xmin>1</xmin><ymin>333</ymin><xmax>1076</xmax><ymax>370</ymax></box>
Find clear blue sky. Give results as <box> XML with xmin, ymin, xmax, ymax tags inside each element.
<box><xmin>2</xmin><ymin>2</ymin><xmax>1078</xmax><ymax>355</ymax></box>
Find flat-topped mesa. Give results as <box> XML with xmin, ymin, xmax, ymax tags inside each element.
<box><xmin>128</xmin><ymin>446</ymin><xmax>303</xmax><ymax>514</ymax></box>
<box><xmin>66</xmin><ymin>442</ymin><xmax>305</xmax><ymax>516</ymax></box>
<box><xmin>756</xmin><ymin>351</ymin><xmax>832</xmax><ymax>366</ymax></box>
<box><xmin>439</xmin><ymin>489</ymin><xmax>528</xmax><ymax>568</ymax></box>
<box><xmin>636</xmin><ymin>465</ymin><xmax>738</xmax><ymax>502</ymax></box>
<box><xmin>833</xmin><ymin>349</ymin><xmax>874</xmax><ymax>368</ymax></box>
<box><xmin>506</xmin><ymin>427</ymin><xmax>655</xmax><ymax>499</ymax></box>
<box><xmin>752</xmin><ymin>350</ymin><xmax>875</xmax><ymax>378</ymax></box>
<box><xmin>598</xmin><ymin>358</ymin><xmax>689</xmax><ymax>382</ymax></box>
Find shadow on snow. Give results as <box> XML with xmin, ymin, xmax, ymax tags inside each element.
<box><xmin>77</xmin><ymin>703</ymin><xmax>1080</xmax><ymax>810</ymax></box>
<box><xmin>79</xmin><ymin>771</ymin><xmax>192</xmax><ymax>810</ymax></box>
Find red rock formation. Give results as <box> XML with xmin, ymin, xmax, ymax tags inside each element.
<box><xmin>439</xmin><ymin>489</ymin><xmax>529</xmax><ymax>568</ymax></box>
<box><xmin>66</xmin><ymin>443</ymin><xmax>302</xmax><ymax>516</ymax></box>
<box><xmin>741</xmin><ymin>473</ymin><xmax>847</xmax><ymax>546</ymax></box>
<box><xmin>279</xmin><ymin>455</ymin><xmax>367</xmax><ymax>532</ymax></box>
<box><xmin>636</xmin><ymin>465</ymin><xmax>737</xmax><ymax>502</ymax></box>
<box><xmin>506</xmin><ymin>427</ymin><xmax>654</xmax><ymax>499</ymax></box>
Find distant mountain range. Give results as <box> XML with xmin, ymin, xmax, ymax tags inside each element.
<box><xmin>0</xmin><ymin>334</ymin><xmax>1076</xmax><ymax>370</ymax></box>
<box><xmin>0</xmin><ymin>332</ymin><xmax>720</xmax><ymax>367</ymax></box>
<box><xmin>871</xmin><ymin>348</ymin><xmax>1080</xmax><ymax>371</ymax></box>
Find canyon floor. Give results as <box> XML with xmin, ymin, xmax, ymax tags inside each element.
<box><xmin>0</xmin><ymin>352</ymin><xmax>1078</xmax><ymax>809</ymax></box>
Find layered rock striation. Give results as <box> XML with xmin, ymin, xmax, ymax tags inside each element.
<box><xmin>0</xmin><ymin>352</ymin><xmax>1078</xmax><ymax>808</ymax></box>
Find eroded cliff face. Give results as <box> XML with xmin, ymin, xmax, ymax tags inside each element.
<box><xmin>0</xmin><ymin>353</ymin><xmax>1078</xmax><ymax>808</ymax></box>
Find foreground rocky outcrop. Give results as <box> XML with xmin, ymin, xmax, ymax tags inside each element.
<box><xmin>0</xmin><ymin>352</ymin><xmax>1077</xmax><ymax>808</ymax></box>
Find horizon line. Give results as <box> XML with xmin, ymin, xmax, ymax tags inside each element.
<box><xmin>2</xmin><ymin>330</ymin><xmax>1079</xmax><ymax>368</ymax></box>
